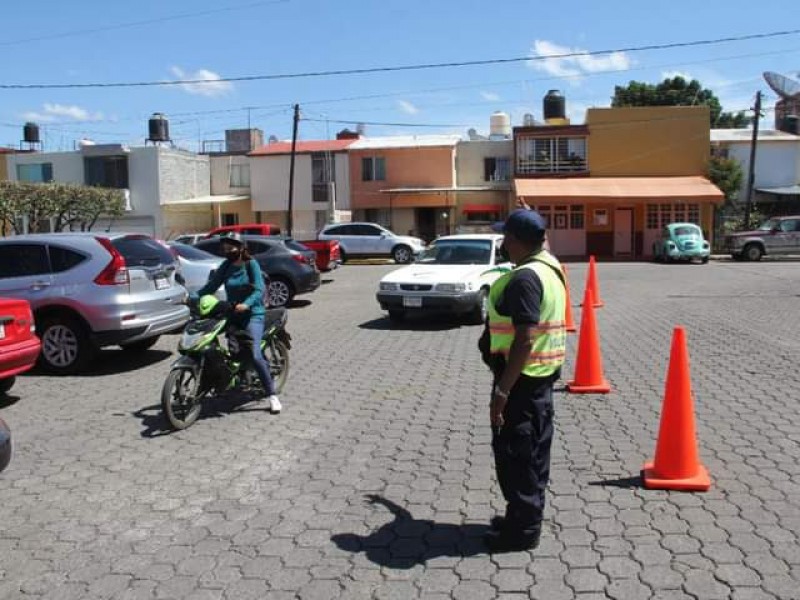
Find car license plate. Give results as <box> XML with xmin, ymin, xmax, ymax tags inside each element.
<box><xmin>0</xmin><ymin>323</ymin><xmax>4</xmax><ymax>340</ymax></box>
<box><xmin>403</xmin><ymin>296</ymin><xmax>423</xmax><ymax>308</ymax></box>
<box><xmin>154</xmin><ymin>277</ymin><xmax>170</xmax><ymax>290</ymax></box>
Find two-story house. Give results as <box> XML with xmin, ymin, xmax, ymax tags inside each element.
<box><xmin>249</xmin><ymin>136</ymin><xmax>355</xmax><ymax>239</ymax></box>
<box><xmin>711</xmin><ymin>128</ymin><xmax>800</xmax><ymax>217</ymax></box>
<box><xmin>349</xmin><ymin>135</ymin><xmax>461</xmax><ymax>241</ymax></box>
<box><xmin>6</xmin><ymin>142</ymin><xmax>211</xmax><ymax>238</ymax></box>
<box><xmin>514</xmin><ymin>101</ymin><xmax>723</xmax><ymax>259</ymax></box>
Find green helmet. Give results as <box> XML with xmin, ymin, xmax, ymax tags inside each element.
<box><xmin>197</xmin><ymin>294</ymin><xmax>220</xmax><ymax>317</ymax></box>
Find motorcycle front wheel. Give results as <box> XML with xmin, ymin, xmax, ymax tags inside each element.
<box><xmin>162</xmin><ymin>368</ymin><xmax>202</xmax><ymax>430</ymax></box>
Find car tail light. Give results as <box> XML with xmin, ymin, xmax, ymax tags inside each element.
<box><xmin>292</xmin><ymin>254</ymin><xmax>310</xmax><ymax>265</ymax></box>
<box><xmin>94</xmin><ymin>237</ymin><xmax>130</xmax><ymax>285</ymax></box>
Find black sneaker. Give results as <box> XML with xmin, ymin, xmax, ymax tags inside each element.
<box><xmin>484</xmin><ymin>528</ymin><xmax>541</xmax><ymax>553</ymax></box>
<box><xmin>490</xmin><ymin>516</ymin><xmax>506</xmax><ymax>531</ymax></box>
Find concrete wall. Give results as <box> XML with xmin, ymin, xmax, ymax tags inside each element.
<box><xmin>210</xmin><ymin>154</ymin><xmax>251</xmax><ymax>196</ymax></box>
<box><xmin>6</xmin><ymin>151</ymin><xmax>84</xmax><ymax>183</ymax></box>
<box><xmin>456</xmin><ymin>140</ymin><xmax>513</xmax><ymax>187</ymax></box>
<box><xmin>587</xmin><ymin>106</ymin><xmax>710</xmax><ymax>176</ymax></box>
<box><xmin>157</xmin><ymin>148</ymin><xmax>209</xmax><ymax>205</ymax></box>
<box><xmin>723</xmin><ymin>140</ymin><xmax>800</xmax><ymax>203</ymax></box>
<box><xmin>350</xmin><ymin>146</ymin><xmax>457</xmax><ymax>209</ymax></box>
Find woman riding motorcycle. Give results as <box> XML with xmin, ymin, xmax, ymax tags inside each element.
<box><xmin>190</xmin><ymin>232</ymin><xmax>281</xmax><ymax>414</ymax></box>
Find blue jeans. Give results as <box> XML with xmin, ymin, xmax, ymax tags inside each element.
<box><xmin>242</xmin><ymin>316</ymin><xmax>276</xmax><ymax>397</ymax></box>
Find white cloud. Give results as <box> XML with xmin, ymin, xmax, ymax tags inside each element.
<box><xmin>481</xmin><ymin>91</ymin><xmax>501</xmax><ymax>102</ymax></box>
<box><xmin>170</xmin><ymin>66</ymin><xmax>234</xmax><ymax>97</ymax></box>
<box><xmin>397</xmin><ymin>100</ymin><xmax>419</xmax><ymax>115</ymax></box>
<box><xmin>22</xmin><ymin>103</ymin><xmax>104</xmax><ymax>123</ymax></box>
<box><xmin>529</xmin><ymin>40</ymin><xmax>631</xmax><ymax>85</ymax></box>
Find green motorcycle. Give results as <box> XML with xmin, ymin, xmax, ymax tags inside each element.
<box><xmin>161</xmin><ymin>295</ymin><xmax>291</xmax><ymax>430</ymax></box>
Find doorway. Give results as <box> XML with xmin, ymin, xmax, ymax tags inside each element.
<box><xmin>416</xmin><ymin>208</ymin><xmax>437</xmax><ymax>243</ymax></box>
<box><xmin>614</xmin><ymin>208</ymin><xmax>633</xmax><ymax>256</ymax></box>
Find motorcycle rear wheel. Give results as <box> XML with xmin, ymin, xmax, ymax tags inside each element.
<box><xmin>266</xmin><ymin>339</ymin><xmax>289</xmax><ymax>394</ymax></box>
<box><xmin>162</xmin><ymin>368</ymin><xmax>202</xmax><ymax>430</ymax></box>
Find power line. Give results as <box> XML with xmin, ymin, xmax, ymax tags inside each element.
<box><xmin>2</xmin><ymin>28</ymin><xmax>799</xmax><ymax>90</ymax></box>
<box><xmin>302</xmin><ymin>117</ymin><xmax>465</xmax><ymax>129</ymax></box>
<box><xmin>0</xmin><ymin>0</ymin><xmax>291</xmax><ymax>47</ymax></box>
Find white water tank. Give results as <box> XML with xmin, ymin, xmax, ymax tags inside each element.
<box><xmin>523</xmin><ymin>113</ymin><xmax>535</xmax><ymax>126</ymax></box>
<box><xmin>489</xmin><ymin>111</ymin><xmax>511</xmax><ymax>138</ymax></box>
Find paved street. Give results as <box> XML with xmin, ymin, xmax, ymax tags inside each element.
<box><xmin>1</xmin><ymin>259</ymin><xmax>799</xmax><ymax>600</ymax></box>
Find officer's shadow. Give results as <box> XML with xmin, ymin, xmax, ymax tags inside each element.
<box><xmin>330</xmin><ymin>495</ymin><xmax>489</xmax><ymax>568</ymax></box>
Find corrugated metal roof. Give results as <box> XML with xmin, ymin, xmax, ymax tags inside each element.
<box><xmin>349</xmin><ymin>135</ymin><xmax>462</xmax><ymax>150</ymax></box>
<box><xmin>249</xmin><ymin>139</ymin><xmax>356</xmax><ymax>156</ymax></box>
<box><xmin>756</xmin><ymin>184</ymin><xmax>800</xmax><ymax>195</ymax></box>
<box><xmin>514</xmin><ymin>176</ymin><xmax>724</xmax><ymax>202</ymax></box>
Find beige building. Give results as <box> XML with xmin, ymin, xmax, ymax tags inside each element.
<box><xmin>454</xmin><ymin>139</ymin><xmax>513</xmax><ymax>233</ymax></box>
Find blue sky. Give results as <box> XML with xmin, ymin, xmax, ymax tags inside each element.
<box><xmin>1</xmin><ymin>0</ymin><xmax>798</xmax><ymax>151</ymax></box>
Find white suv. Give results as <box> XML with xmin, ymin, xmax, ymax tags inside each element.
<box><xmin>318</xmin><ymin>223</ymin><xmax>425</xmax><ymax>264</ymax></box>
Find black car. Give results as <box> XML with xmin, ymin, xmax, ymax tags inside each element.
<box><xmin>194</xmin><ymin>236</ymin><xmax>320</xmax><ymax>307</ymax></box>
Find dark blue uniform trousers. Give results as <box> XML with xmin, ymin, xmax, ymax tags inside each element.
<box><xmin>491</xmin><ymin>372</ymin><xmax>556</xmax><ymax>535</ymax></box>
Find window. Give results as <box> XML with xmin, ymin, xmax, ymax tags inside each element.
<box><xmin>362</xmin><ymin>157</ymin><xmax>386</xmax><ymax>181</ymax></box>
<box><xmin>221</xmin><ymin>213</ymin><xmax>238</xmax><ymax>226</ymax></box>
<box><xmin>0</xmin><ymin>244</ymin><xmax>50</xmax><ymax>278</ymax></box>
<box><xmin>48</xmin><ymin>246</ymin><xmax>87</xmax><ymax>273</ymax></box>
<box><xmin>196</xmin><ymin>240</ymin><xmax>222</xmax><ymax>257</ymax></box>
<box><xmin>647</xmin><ymin>203</ymin><xmax>702</xmax><ymax>228</ymax></box>
<box><xmin>465</xmin><ymin>210</ymin><xmax>501</xmax><ymax>223</ymax></box>
<box><xmin>516</xmin><ymin>136</ymin><xmax>587</xmax><ymax>174</ymax></box>
<box><xmin>364</xmin><ymin>209</ymin><xmax>391</xmax><ymax>228</ymax></box>
<box><xmin>229</xmin><ymin>164</ymin><xmax>250</xmax><ymax>188</ymax></box>
<box><xmin>593</xmin><ymin>209</ymin><xmax>608</xmax><ymax>226</ymax></box>
<box><xmin>84</xmin><ymin>156</ymin><xmax>129</xmax><ymax>189</ymax></box>
<box><xmin>483</xmin><ymin>157</ymin><xmax>511</xmax><ymax>182</ymax></box>
<box><xmin>553</xmin><ymin>206</ymin><xmax>568</xmax><ymax>230</ymax></box>
<box><xmin>16</xmin><ymin>163</ymin><xmax>53</xmax><ymax>182</ymax></box>
<box><xmin>354</xmin><ymin>224</ymin><xmax>383</xmax><ymax>236</ymax></box>
<box><xmin>569</xmin><ymin>205</ymin><xmax>585</xmax><ymax>229</ymax></box>
<box><xmin>111</xmin><ymin>237</ymin><xmax>175</xmax><ymax>267</ymax></box>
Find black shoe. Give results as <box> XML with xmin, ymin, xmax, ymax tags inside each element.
<box><xmin>490</xmin><ymin>516</ymin><xmax>506</xmax><ymax>531</ymax></box>
<box><xmin>484</xmin><ymin>528</ymin><xmax>541</xmax><ymax>553</ymax></box>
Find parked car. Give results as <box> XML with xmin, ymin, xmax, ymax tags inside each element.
<box><xmin>300</xmin><ymin>239</ymin><xmax>341</xmax><ymax>272</ymax></box>
<box><xmin>0</xmin><ymin>234</ymin><xmax>189</xmax><ymax>374</ymax></box>
<box><xmin>167</xmin><ymin>242</ymin><xmax>226</xmax><ymax>300</ymax></box>
<box><xmin>652</xmin><ymin>223</ymin><xmax>710</xmax><ymax>263</ymax></box>
<box><xmin>194</xmin><ymin>235</ymin><xmax>320</xmax><ymax>307</ymax></box>
<box><xmin>172</xmin><ymin>233</ymin><xmax>206</xmax><ymax>246</ymax></box>
<box><xmin>376</xmin><ymin>234</ymin><xmax>510</xmax><ymax>323</ymax></box>
<box><xmin>0</xmin><ymin>297</ymin><xmax>41</xmax><ymax>395</ymax></box>
<box><xmin>206</xmin><ymin>223</ymin><xmax>282</xmax><ymax>238</ymax></box>
<box><xmin>725</xmin><ymin>215</ymin><xmax>800</xmax><ymax>261</ymax></box>
<box><xmin>318</xmin><ymin>222</ymin><xmax>425</xmax><ymax>264</ymax></box>
<box><xmin>0</xmin><ymin>417</ymin><xmax>10</xmax><ymax>473</ymax></box>
<box><xmin>276</xmin><ymin>237</ymin><xmax>317</xmax><ymax>269</ymax></box>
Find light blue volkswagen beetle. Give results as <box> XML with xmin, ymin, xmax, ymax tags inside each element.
<box><xmin>653</xmin><ymin>223</ymin><xmax>710</xmax><ymax>263</ymax></box>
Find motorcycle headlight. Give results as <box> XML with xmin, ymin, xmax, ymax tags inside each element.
<box><xmin>436</xmin><ymin>283</ymin><xmax>466</xmax><ymax>293</ymax></box>
<box><xmin>379</xmin><ymin>282</ymin><xmax>399</xmax><ymax>291</ymax></box>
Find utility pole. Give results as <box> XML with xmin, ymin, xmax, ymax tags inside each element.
<box><xmin>287</xmin><ymin>104</ymin><xmax>300</xmax><ymax>238</ymax></box>
<box><xmin>743</xmin><ymin>91</ymin><xmax>762</xmax><ymax>230</ymax></box>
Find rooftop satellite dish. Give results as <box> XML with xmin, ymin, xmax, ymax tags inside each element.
<box><xmin>763</xmin><ymin>71</ymin><xmax>800</xmax><ymax>99</ymax></box>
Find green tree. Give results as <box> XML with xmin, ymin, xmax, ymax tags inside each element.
<box><xmin>707</xmin><ymin>156</ymin><xmax>744</xmax><ymax>207</ymax></box>
<box><xmin>612</xmin><ymin>76</ymin><xmax>749</xmax><ymax>128</ymax></box>
<box><xmin>0</xmin><ymin>181</ymin><xmax>125</xmax><ymax>234</ymax></box>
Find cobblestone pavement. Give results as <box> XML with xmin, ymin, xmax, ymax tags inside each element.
<box><xmin>1</xmin><ymin>260</ymin><xmax>799</xmax><ymax>599</ymax></box>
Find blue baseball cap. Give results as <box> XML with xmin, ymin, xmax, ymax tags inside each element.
<box><xmin>492</xmin><ymin>209</ymin><xmax>547</xmax><ymax>241</ymax></box>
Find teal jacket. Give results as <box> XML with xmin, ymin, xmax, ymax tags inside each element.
<box><xmin>193</xmin><ymin>259</ymin><xmax>267</xmax><ymax>320</ymax></box>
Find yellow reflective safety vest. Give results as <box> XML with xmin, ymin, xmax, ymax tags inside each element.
<box><xmin>487</xmin><ymin>251</ymin><xmax>567</xmax><ymax>378</ymax></box>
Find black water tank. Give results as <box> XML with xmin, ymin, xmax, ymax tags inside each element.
<box><xmin>148</xmin><ymin>113</ymin><xmax>170</xmax><ymax>142</ymax></box>
<box><xmin>23</xmin><ymin>122</ymin><xmax>40</xmax><ymax>143</ymax></box>
<box><xmin>782</xmin><ymin>115</ymin><xmax>799</xmax><ymax>135</ymax></box>
<box><xmin>543</xmin><ymin>90</ymin><xmax>566</xmax><ymax>121</ymax></box>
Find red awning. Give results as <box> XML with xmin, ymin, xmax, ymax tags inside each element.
<box><xmin>462</xmin><ymin>204</ymin><xmax>504</xmax><ymax>214</ymax></box>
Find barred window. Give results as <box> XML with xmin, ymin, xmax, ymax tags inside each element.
<box><xmin>646</xmin><ymin>204</ymin><xmax>659</xmax><ymax>229</ymax></box>
<box><xmin>687</xmin><ymin>204</ymin><xmax>700</xmax><ymax>225</ymax></box>
<box><xmin>674</xmin><ymin>203</ymin><xmax>686</xmax><ymax>223</ymax></box>
<box><xmin>570</xmin><ymin>205</ymin><xmax>585</xmax><ymax>229</ymax></box>
<box><xmin>660</xmin><ymin>204</ymin><xmax>672</xmax><ymax>228</ymax></box>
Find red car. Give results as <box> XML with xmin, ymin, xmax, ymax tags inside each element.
<box><xmin>0</xmin><ymin>298</ymin><xmax>41</xmax><ymax>395</ymax></box>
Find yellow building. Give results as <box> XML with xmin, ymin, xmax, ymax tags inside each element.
<box><xmin>514</xmin><ymin>106</ymin><xmax>723</xmax><ymax>259</ymax></box>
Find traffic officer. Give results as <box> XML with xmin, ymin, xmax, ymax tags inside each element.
<box><xmin>481</xmin><ymin>208</ymin><xmax>567</xmax><ymax>552</ymax></box>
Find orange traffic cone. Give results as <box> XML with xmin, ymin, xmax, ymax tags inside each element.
<box><xmin>562</xmin><ymin>265</ymin><xmax>576</xmax><ymax>333</ymax></box>
<box><xmin>582</xmin><ymin>256</ymin><xmax>604</xmax><ymax>308</ymax></box>
<box><xmin>567</xmin><ymin>286</ymin><xmax>610</xmax><ymax>394</ymax></box>
<box><xmin>643</xmin><ymin>327</ymin><xmax>711</xmax><ymax>491</ymax></box>
<box><xmin>644</xmin><ymin>327</ymin><xmax>711</xmax><ymax>492</ymax></box>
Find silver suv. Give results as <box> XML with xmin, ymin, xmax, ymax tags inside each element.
<box><xmin>725</xmin><ymin>215</ymin><xmax>800</xmax><ymax>261</ymax></box>
<box><xmin>0</xmin><ymin>233</ymin><xmax>189</xmax><ymax>374</ymax></box>
<box><xmin>318</xmin><ymin>222</ymin><xmax>425</xmax><ymax>264</ymax></box>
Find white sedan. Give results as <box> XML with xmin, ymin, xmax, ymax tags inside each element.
<box><xmin>376</xmin><ymin>234</ymin><xmax>510</xmax><ymax>324</ymax></box>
